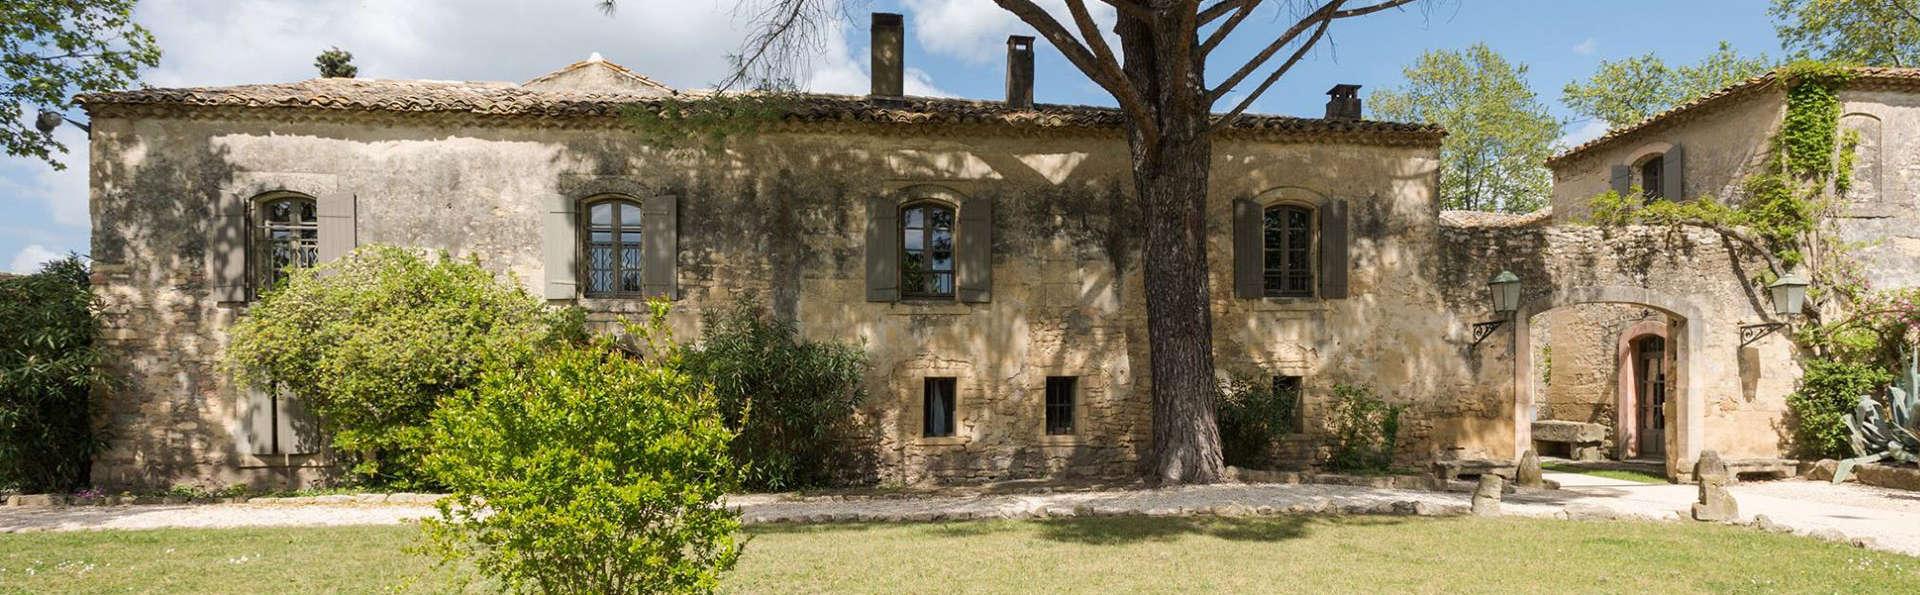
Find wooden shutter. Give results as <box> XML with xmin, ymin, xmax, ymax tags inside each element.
<box><xmin>1610</xmin><ymin>165</ymin><xmax>1633</xmax><ymax>197</ymax></box>
<box><xmin>209</xmin><ymin>192</ymin><xmax>249</xmax><ymax>302</ymax></box>
<box><xmin>956</xmin><ymin>194</ymin><xmax>993</xmax><ymax>303</ymax></box>
<box><xmin>865</xmin><ymin>194</ymin><xmax>900</xmax><ymax>302</ymax></box>
<box><xmin>1661</xmin><ymin>144</ymin><xmax>1686</xmax><ymax>201</ymax></box>
<box><xmin>244</xmin><ymin>386</ymin><xmax>276</xmax><ymax>455</ymax></box>
<box><xmin>276</xmin><ymin>391</ymin><xmax>324</xmax><ymax>455</ymax></box>
<box><xmin>641</xmin><ymin>194</ymin><xmax>678</xmax><ymax>299</ymax></box>
<box><xmin>541</xmin><ymin>195</ymin><xmax>579</xmax><ymax>300</ymax></box>
<box><xmin>1232</xmin><ymin>198</ymin><xmax>1263</xmax><ymax>299</ymax></box>
<box><xmin>1318</xmin><ymin>198</ymin><xmax>1350</xmax><ymax>299</ymax></box>
<box><xmin>315</xmin><ymin>193</ymin><xmax>356</xmax><ymax>264</ymax></box>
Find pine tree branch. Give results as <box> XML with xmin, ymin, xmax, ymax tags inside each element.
<box><xmin>994</xmin><ymin>0</ymin><xmax>1160</xmax><ymax>142</ymax></box>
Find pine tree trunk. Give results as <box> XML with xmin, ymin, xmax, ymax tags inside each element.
<box><xmin>1121</xmin><ymin>14</ymin><xmax>1226</xmax><ymax>485</ymax></box>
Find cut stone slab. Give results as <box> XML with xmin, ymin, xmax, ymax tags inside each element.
<box><xmin>1853</xmin><ymin>463</ymin><xmax>1920</xmax><ymax>491</ymax></box>
<box><xmin>1472</xmin><ymin>474</ymin><xmax>1503</xmax><ymax>516</ymax></box>
<box><xmin>1531</xmin><ymin>420</ymin><xmax>1609</xmax><ymax>461</ymax></box>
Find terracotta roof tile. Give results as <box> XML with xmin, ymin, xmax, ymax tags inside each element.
<box><xmin>76</xmin><ymin>78</ymin><xmax>1444</xmax><ymax>141</ymax></box>
<box><xmin>1547</xmin><ymin>66</ymin><xmax>1920</xmax><ymax>166</ymax></box>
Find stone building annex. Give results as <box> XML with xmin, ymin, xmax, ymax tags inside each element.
<box><xmin>76</xmin><ymin>16</ymin><xmax>1920</xmax><ymax>489</ymax></box>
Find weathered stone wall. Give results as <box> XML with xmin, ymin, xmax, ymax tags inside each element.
<box><xmin>1549</xmin><ymin>89</ymin><xmax>1785</xmax><ymax>222</ymax></box>
<box><xmin>89</xmin><ymin>107</ymin><xmax>1511</xmax><ymax>489</ymax></box>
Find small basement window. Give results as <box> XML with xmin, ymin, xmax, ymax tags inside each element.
<box><xmin>1273</xmin><ymin>375</ymin><xmax>1304</xmax><ymax>434</ymax></box>
<box><xmin>1045</xmin><ymin>376</ymin><xmax>1076</xmax><ymax>435</ymax></box>
<box><xmin>923</xmin><ymin>377</ymin><xmax>957</xmax><ymax>437</ymax></box>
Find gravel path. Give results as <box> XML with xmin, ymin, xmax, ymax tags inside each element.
<box><xmin>5</xmin><ymin>475</ymin><xmax>1918</xmax><ymax>557</ymax></box>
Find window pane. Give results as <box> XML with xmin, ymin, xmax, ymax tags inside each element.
<box><xmin>590</xmin><ymin>202</ymin><xmax>613</xmax><ymax>226</ymax></box>
<box><xmin>923</xmin><ymin>377</ymin><xmax>956</xmax><ymax>437</ymax></box>
<box><xmin>298</xmin><ymin>200</ymin><xmax>316</xmax><ymax>222</ymax></box>
<box><xmin>269</xmin><ymin>200</ymin><xmax>293</xmax><ymax>222</ymax></box>
<box><xmin>620</xmin><ymin>244</ymin><xmax>642</xmax><ymax>292</ymax></box>
<box><xmin>619</xmin><ymin>202</ymin><xmax>642</xmax><ymax>226</ymax></box>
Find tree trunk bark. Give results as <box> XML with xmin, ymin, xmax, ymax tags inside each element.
<box><xmin>1120</xmin><ymin>12</ymin><xmax>1226</xmax><ymax>485</ymax></box>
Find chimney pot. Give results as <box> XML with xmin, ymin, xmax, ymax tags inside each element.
<box><xmin>871</xmin><ymin>13</ymin><xmax>904</xmax><ymax>98</ymax></box>
<box><xmin>1006</xmin><ymin>35</ymin><xmax>1035</xmax><ymax>108</ymax></box>
<box><xmin>1325</xmin><ymin>84</ymin><xmax>1363</xmax><ymax>120</ymax></box>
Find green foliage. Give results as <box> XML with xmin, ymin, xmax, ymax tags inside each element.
<box><xmin>1324</xmin><ymin>384</ymin><xmax>1401</xmax><ymax>472</ymax></box>
<box><xmin>1370</xmin><ymin>44</ymin><xmax>1558</xmax><ymax>213</ymax></box>
<box><xmin>1776</xmin><ymin>61</ymin><xmax>1855</xmax><ymax>180</ymax></box>
<box><xmin>1</xmin><ymin>0</ymin><xmax>160</xmax><ymax>168</ymax></box>
<box><xmin>1787</xmin><ymin>359</ymin><xmax>1894</xmax><ymax>459</ymax></box>
<box><xmin>0</xmin><ymin>256</ymin><xmax>104</xmax><ymax>492</ymax></box>
<box><xmin>1215</xmin><ymin>375</ymin><xmax>1303</xmax><ymax>469</ymax></box>
<box><xmin>313</xmin><ymin>46</ymin><xmax>356</xmax><ymax>78</ymax></box>
<box><xmin>683</xmin><ymin>295</ymin><xmax>868</xmax><ymax>492</ymax></box>
<box><xmin>1562</xmin><ymin>42</ymin><xmax>1772</xmax><ymax>128</ymax></box>
<box><xmin>224</xmin><ymin>245</ymin><xmax>577</xmax><ymax>488</ymax></box>
<box><xmin>422</xmin><ymin>310</ymin><xmax>741</xmax><ymax>594</ymax></box>
<box><xmin>1773</xmin><ymin>0</ymin><xmax>1920</xmax><ymax>67</ymax></box>
<box><xmin>620</xmin><ymin>92</ymin><xmax>799</xmax><ymax>150</ymax></box>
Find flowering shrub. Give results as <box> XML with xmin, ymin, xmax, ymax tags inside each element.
<box><xmin>0</xmin><ymin>256</ymin><xmax>104</xmax><ymax>493</ymax></box>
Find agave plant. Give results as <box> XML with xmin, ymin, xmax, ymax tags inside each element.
<box><xmin>1834</xmin><ymin>350</ymin><xmax>1920</xmax><ymax>483</ymax></box>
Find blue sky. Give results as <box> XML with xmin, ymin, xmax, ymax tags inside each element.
<box><xmin>1</xmin><ymin>0</ymin><xmax>1781</xmax><ymax>273</ymax></box>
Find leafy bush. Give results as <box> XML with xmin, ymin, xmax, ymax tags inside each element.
<box><xmin>1787</xmin><ymin>359</ymin><xmax>1893</xmax><ymax>460</ymax></box>
<box><xmin>423</xmin><ymin>305</ymin><xmax>741</xmax><ymax>594</ymax></box>
<box><xmin>683</xmin><ymin>295</ymin><xmax>867</xmax><ymax>491</ymax></box>
<box><xmin>1216</xmin><ymin>375</ymin><xmax>1302</xmax><ymax>469</ymax></box>
<box><xmin>0</xmin><ymin>257</ymin><xmax>104</xmax><ymax>492</ymax></box>
<box><xmin>225</xmin><ymin>245</ymin><xmax>580</xmax><ymax>488</ymax></box>
<box><xmin>1325</xmin><ymin>384</ymin><xmax>1402</xmax><ymax>472</ymax></box>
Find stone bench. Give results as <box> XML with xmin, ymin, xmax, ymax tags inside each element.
<box><xmin>1724</xmin><ymin>458</ymin><xmax>1798</xmax><ymax>482</ymax></box>
<box><xmin>1531</xmin><ymin>420</ymin><xmax>1607</xmax><ymax>461</ymax></box>
<box><xmin>1431</xmin><ymin>458</ymin><xmax>1516</xmax><ymax>483</ymax></box>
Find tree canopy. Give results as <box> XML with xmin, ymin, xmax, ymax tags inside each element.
<box><xmin>1562</xmin><ymin>41</ymin><xmax>1771</xmax><ymax>129</ymax></box>
<box><xmin>1371</xmin><ymin>44</ymin><xmax>1557</xmax><ymax>213</ymax></box>
<box><xmin>1773</xmin><ymin>0</ymin><xmax>1920</xmax><ymax>67</ymax></box>
<box><xmin>314</xmin><ymin>46</ymin><xmax>357</xmax><ymax>78</ymax></box>
<box><xmin>0</xmin><ymin>0</ymin><xmax>159</xmax><ymax>169</ymax></box>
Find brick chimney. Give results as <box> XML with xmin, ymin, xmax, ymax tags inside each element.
<box><xmin>871</xmin><ymin>13</ymin><xmax>904</xmax><ymax>98</ymax></box>
<box><xmin>1006</xmin><ymin>35</ymin><xmax>1034</xmax><ymax>108</ymax></box>
<box><xmin>1325</xmin><ymin>84</ymin><xmax>1362</xmax><ymax>120</ymax></box>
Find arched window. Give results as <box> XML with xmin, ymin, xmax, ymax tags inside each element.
<box><xmin>900</xmin><ymin>201</ymin><xmax>955</xmax><ymax>298</ymax></box>
<box><xmin>1639</xmin><ymin>154</ymin><xmax>1666</xmax><ymax>201</ymax></box>
<box><xmin>1262</xmin><ymin>204</ymin><xmax>1314</xmax><ymax>297</ymax></box>
<box><xmin>583</xmin><ymin>197</ymin><xmax>644</xmax><ymax>297</ymax></box>
<box><xmin>254</xmin><ymin>194</ymin><xmax>318</xmax><ymax>294</ymax></box>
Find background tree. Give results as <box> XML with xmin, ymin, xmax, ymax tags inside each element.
<box><xmin>601</xmin><ymin>0</ymin><xmax>1424</xmax><ymax>486</ymax></box>
<box><xmin>1563</xmin><ymin>42</ymin><xmax>1771</xmax><ymax>129</ymax></box>
<box><xmin>1</xmin><ymin>0</ymin><xmax>159</xmax><ymax>169</ymax></box>
<box><xmin>314</xmin><ymin>46</ymin><xmax>357</xmax><ymax>78</ymax></box>
<box><xmin>1371</xmin><ymin>44</ymin><xmax>1557</xmax><ymax>213</ymax></box>
<box><xmin>1773</xmin><ymin>0</ymin><xmax>1920</xmax><ymax>66</ymax></box>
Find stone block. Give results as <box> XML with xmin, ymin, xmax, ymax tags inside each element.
<box><xmin>1515</xmin><ymin>449</ymin><xmax>1544</xmax><ymax>488</ymax></box>
<box><xmin>1805</xmin><ymin>459</ymin><xmax>1838</xmax><ymax>482</ymax></box>
<box><xmin>1531</xmin><ymin>420</ymin><xmax>1607</xmax><ymax>444</ymax></box>
<box><xmin>1853</xmin><ymin>463</ymin><xmax>1920</xmax><ymax>491</ymax></box>
<box><xmin>1471</xmin><ymin>474</ymin><xmax>1503</xmax><ymax>516</ymax></box>
<box><xmin>1690</xmin><ymin>450</ymin><xmax>1737</xmax><ymax>522</ymax></box>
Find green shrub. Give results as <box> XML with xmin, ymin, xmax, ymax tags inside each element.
<box><xmin>1216</xmin><ymin>375</ymin><xmax>1302</xmax><ymax>469</ymax></box>
<box><xmin>422</xmin><ymin>305</ymin><xmax>741</xmax><ymax>594</ymax></box>
<box><xmin>225</xmin><ymin>245</ymin><xmax>579</xmax><ymax>488</ymax></box>
<box><xmin>0</xmin><ymin>256</ymin><xmax>104</xmax><ymax>493</ymax></box>
<box><xmin>1787</xmin><ymin>359</ymin><xmax>1893</xmax><ymax>459</ymax></box>
<box><xmin>1325</xmin><ymin>384</ymin><xmax>1402</xmax><ymax>472</ymax></box>
<box><xmin>683</xmin><ymin>295</ymin><xmax>868</xmax><ymax>491</ymax></box>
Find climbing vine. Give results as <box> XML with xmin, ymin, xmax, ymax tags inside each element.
<box><xmin>618</xmin><ymin>92</ymin><xmax>800</xmax><ymax>150</ymax></box>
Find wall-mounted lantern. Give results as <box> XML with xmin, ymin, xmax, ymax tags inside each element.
<box><xmin>35</xmin><ymin>109</ymin><xmax>90</xmax><ymax>135</ymax></box>
<box><xmin>1472</xmin><ymin>270</ymin><xmax>1522</xmax><ymax>346</ymax></box>
<box><xmin>1741</xmin><ymin>271</ymin><xmax>1808</xmax><ymax>346</ymax></box>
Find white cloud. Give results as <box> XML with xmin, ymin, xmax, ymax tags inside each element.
<box><xmin>902</xmin><ymin>0</ymin><xmax>1115</xmax><ymax>64</ymax></box>
<box><xmin>7</xmin><ymin>244</ymin><xmax>63</xmax><ymax>274</ymax></box>
<box><xmin>1556</xmin><ymin>119</ymin><xmax>1611</xmax><ymax>149</ymax></box>
<box><xmin>0</xmin><ymin>108</ymin><xmax>89</xmax><ymax>227</ymax></box>
<box><xmin>1572</xmin><ymin>38</ymin><xmax>1597</xmax><ymax>56</ymax></box>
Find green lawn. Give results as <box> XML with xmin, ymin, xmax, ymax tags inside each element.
<box><xmin>3</xmin><ymin>517</ymin><xmax>1917</xmax><ymax>593</ymax></box>
<box><xmin>1543</xmin><ymin>462</ymin><xmax>1672</xmax><ymax>484</ymax></box>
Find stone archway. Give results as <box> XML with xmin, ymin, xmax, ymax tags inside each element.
<box><xmin>1514</xmin><ymin>286</ymin><xmax>1705</xmax><ymax>479</ymax></box>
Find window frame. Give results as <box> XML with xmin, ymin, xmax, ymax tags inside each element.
<box><xmin>1044</xmin><ymin>376</ymin><xmax>1077</xmax><ymax>436</ymax></box>
<box><xmin>1639</xmin><ymin>154</ymin><xmax>1666</xmax><ymax>202</ymax></box>
<box><xmin>923</xmin><ymin>376</ymin><xmax>958</xmax><ymax>438</ymax></box>
<box><xmin>579</xmin><ymin>195</ymin><xmax>647</xmax><ymax>298</ymax></box>
<box><xmin>1272</xmin><ymin>375</ymin><xmax>1305</xmax><ymax>435</ymax></box>
<box><xmin>1261</xmin><ymin>203</ymin><xmax>1317</xmax><ymax>299</ymax></box>
<box><xmin>249</xmin><ymin>192</ymin><xmax>320</xmax><ymax>299</ymax></box>
<box><xmin>898</xmin><ymin>199</ymin><xmax>958</xmax><ymax>300</ymax></box>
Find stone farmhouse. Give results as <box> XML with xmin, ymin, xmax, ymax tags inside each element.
<box><xmin>74</xmin><ymin>14</ymin><xmax>1920</xmax><ymax>489</ymax></box>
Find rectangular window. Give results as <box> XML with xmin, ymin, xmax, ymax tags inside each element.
<box><xmin>1273</xmin><ymin>375</ymin><xmax>1304</xmax><ymax>434</ymax></box>
<box><xmin>923</xmin><ymin>377</ymin><xmax>956</xmax><ymax>437</ymax></box>
<box><xmin>1262</xmin><ymin>205</ymin><xmax>1314</xmax><ymax>298</ymax></box>
<box><xmin>1045</xmin><ymin>376</ymin><xmax>1076</xmax><ymax>435</ymax></box>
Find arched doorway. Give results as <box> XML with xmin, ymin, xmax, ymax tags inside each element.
<box><xmin>1614</xmin><ymin>319</ymin><xmax>1670</xmax><ymax>460</ymax></box>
